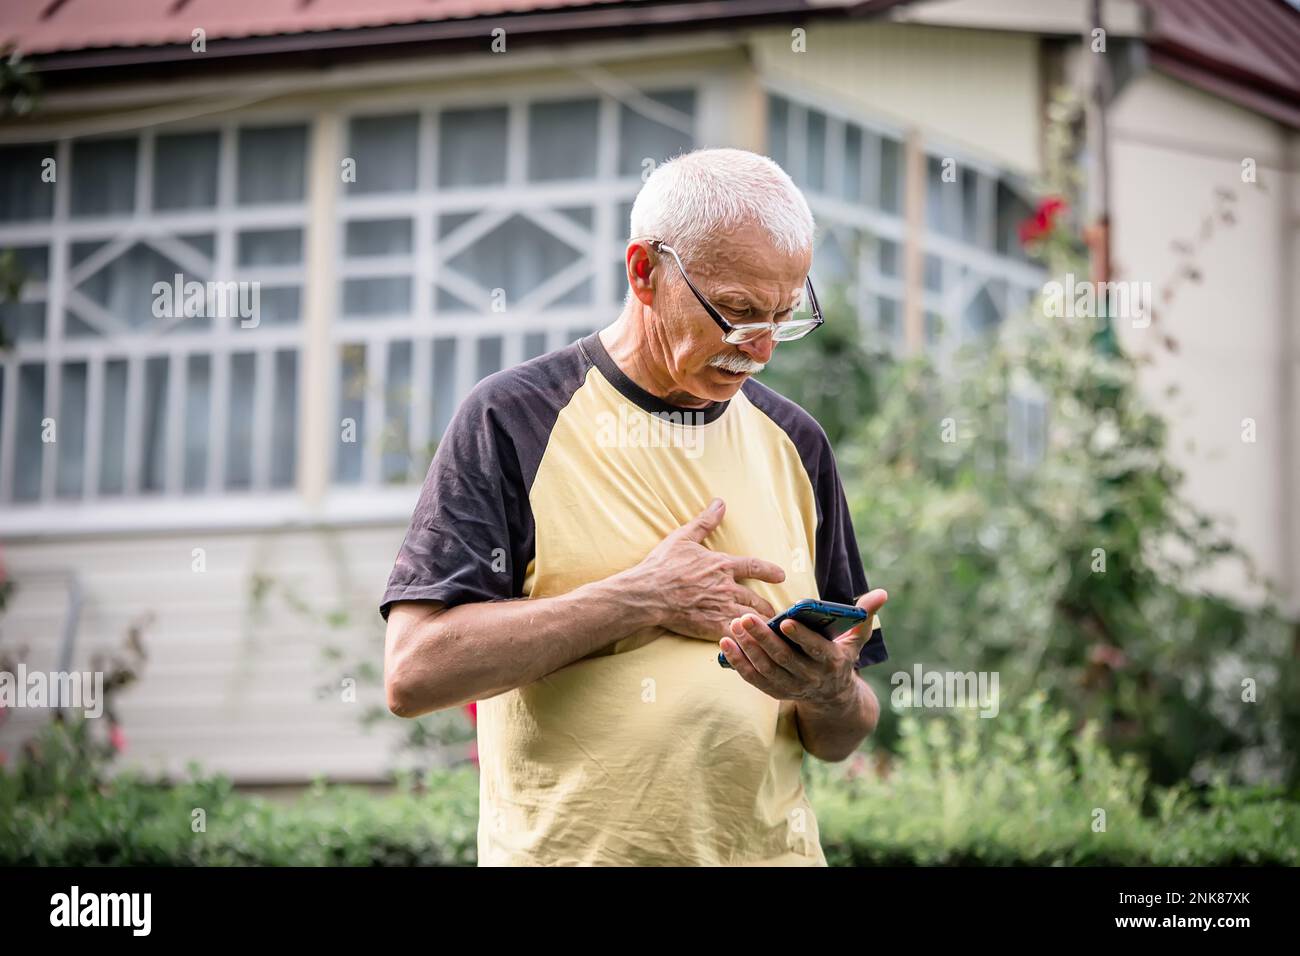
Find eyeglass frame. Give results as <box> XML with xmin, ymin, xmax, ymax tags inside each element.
<box><xmin>638</xmin><ymin>238</ymin><xmax>825</xmax><ymax>345</ymax></box>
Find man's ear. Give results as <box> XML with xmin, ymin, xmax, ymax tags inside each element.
<box><xmin>627</xmin><ymin>243</ymin><xmax>656</xmax><ymax>307</ymax></box>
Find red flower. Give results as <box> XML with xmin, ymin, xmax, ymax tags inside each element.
<box><xmin>464</xmin><ymin>701</ymin><xmax>477</xmax><ymax>723</ymax></box>
<box><xmin>109</xmin><ymin>724</ymin><xmax>126</xmax><ymax>753</ymax></box>
<box><xmin>1018</xmin><ymin>196</ymin><xmax>1068</xmax><ymax>247</ymax></box>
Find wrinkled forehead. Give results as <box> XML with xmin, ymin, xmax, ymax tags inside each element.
<box><xmin>687</xmin><ymin>226</ymin><xmax>812</xmax><ymax>284</ymax></box>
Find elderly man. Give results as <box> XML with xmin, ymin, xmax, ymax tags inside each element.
<box><xmin>381</xmin><ymin>147</ymin><xmax>889</xmax><ymax>867</ymax></box>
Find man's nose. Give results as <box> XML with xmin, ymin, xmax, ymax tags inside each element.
<box><xmin>737</xmin><ymin>334</ymin><xmax>775</xmax><ymax>364</ymax></box>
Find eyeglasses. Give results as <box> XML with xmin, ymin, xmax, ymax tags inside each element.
<box><xmin>642</xmin><ymin>238</ymin><xmax>824</xmax><ymax>345</ymax></box>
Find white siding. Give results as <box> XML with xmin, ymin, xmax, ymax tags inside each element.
<box><xmin>1110</xmin><ymin>71</ymin><xmax>1300</xmax><ymax>612</ymax></box>
<box><xmin>0</xmin><ymin>525</ymin><xmax>418</xmax><ymax>782</ymax></box>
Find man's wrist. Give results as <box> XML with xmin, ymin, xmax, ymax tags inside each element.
<box><xmin>797</xmin><ymin>676</ymin><xmax>863</xmax><ymax>720</ymax></box>
<box><xmin>586</xmin><ymin>568</ymin><xmax>663</xmax><ymax>632</ymax></box>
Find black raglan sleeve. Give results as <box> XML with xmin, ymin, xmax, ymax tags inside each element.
<box><xmin>811</xmin><ymin>441</ymin><xmax>888</xmax><ymax>669</ymax></box>
<box><xmin>379</xmin><ymin>378</ymin><xmax>533</xmax><ymax>621</ymax></box>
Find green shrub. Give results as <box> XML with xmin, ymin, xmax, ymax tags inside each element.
<box><xmin>3</xmin><ymin>702</ymin><xmax>1296</xmax><ymax>866</ymax></box>
<box><xmin>811</xmin><ymin>693</ymin><xmax>1300</xmax><ymax>866</ymax></box>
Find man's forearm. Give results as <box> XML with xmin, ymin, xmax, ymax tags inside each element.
<box><xmin>385</xmin><ymin>570</ymin><xmax>657</xmax><ymax>717</ymax></box>
<box><xmin>793</xmin><ymin>676</ymin><xmax>880</xmax><ymax>762</ymax></box>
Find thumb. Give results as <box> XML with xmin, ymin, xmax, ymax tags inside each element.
<box><xmin>677</xmin><ymin>497</ymin><xmax>725</xmax><ymax>543</ymax></box>
<box><xmin>856</xmin><ymin>588</ymin><xmax>888</xmax><ymax>618</ymax></box>
<box><xmin>843</xmin><ymin>589</ymin><xmax>888</xmax><ymax>646</ymax></box>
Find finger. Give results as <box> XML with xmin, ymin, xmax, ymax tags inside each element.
<box><xmin>731</xmin><ymin>615</ymin><xmax>807</xmax><ymax>684</ymax></box>
<box><xmin>732</xmin><ymin>587</ymin><xmax>777</xmax><ymax>620</ymax></box>
<box><xmin>777</xmin><ymin>617</ymin><xmax>834</xmax><ymax>664</ymax></box>
<box><xmin>675</xmin><ymin>498</ymin><xmax>725</xmax><ymax>544</ymax></box>
<box><xmin>723</xmin><ymin>555</ymin><xmax>786</xmax><ymax>585</ymax></box>
<box><xmin>718</xmin><ymin>635</ymin><xmax>782</xmax><ymax>698</ymax></box>
<box><xmin>856</xmin><ymin>589</ymin><xmax>888</xmax><ymax>616</ymax></box>
<box><xmin>837</xmin><ymin>589</ymin><xmax>889</xmax><ymax>651</ymax></box>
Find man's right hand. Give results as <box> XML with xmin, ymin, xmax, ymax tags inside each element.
<box><xmin>627</xmin><ymin>498</ymin><xmax>785</xmax><ymax>641</ymax></box>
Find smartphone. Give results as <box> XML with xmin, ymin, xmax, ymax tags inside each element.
<box><xmin>717</xmin><ymin>599</ymin><xmax>868</xmax><ymax>669</ymax></box>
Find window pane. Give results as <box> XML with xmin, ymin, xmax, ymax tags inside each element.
<box><xmin>141</xmin><ymin>355</ymin><xmax>169</xmax><ymax>492</ymax></box>
<box><xmin>347</xmin><ymin>113</ymin><xmax>418</xmax><ymax>194</ymax></box>
<box><xmin>879</xmin><ymin>137</ymin><xmax>902</xmax><ymax>214</ymax></box>
<box><xmin>805</xmin><ymin>110</ymin><xmax>827</xmax><ymax>192</ymax></box>
<box><xmin>78</xmin><ymin>242</ymin><xmax>188</xmax><ymax>331</ymax></box>
<box><xmin>962</xmin><ymin>284</ymin><xmax>1002</xmax><ymax>341</ymax></box>
<box><xmin>878</xmin><ymin>238</ymin><xmax>900</xmax><ymax>277</ymax></box>
<box><xmin>431</xmin><ymin>338</ymin><xmax>457</xmax><ymax>441</ymax></box>
<box><xmin>247</xmin><ymin>287</ymin><xmax>300</xmax><ymax>327</ymax></box>
<box><xmin>237</xmin><ymin>228</ymin><xmax>303</xmax><ymax>266</ymax></box>
<box><xmin>961</xmin><ymin>168</ymin><xmax>980</xmax><ymax>245</ymax></box>
<box><xmin>335</xmin><ymin>344</ymin><xmax>366</xmax><ymax>483</ymax></box>
<box><xmin>438</xmin><ymin>107</ymin><xmax>508</xmax><ymax>187</ymax></box>
<box><xmin>524</xmin><ymin>331</ymin><xmax>547</xmax><ymax>359</ymax></box>
<box><xmin>926</xmin><ymin>156</ymin><xmax>959</xmax><ymax>235</ymax></box>
<box><xmin>767</xmin><ymin>97</ymin><xmax>789</xmax><ymax>169</ymax></box>
<box><xmin>528</xmin><ymin>98</ymin><xmax>598</xmax><ymax>182</ymax></box>
<box><xmin>56</xmin><ymin>362</ymin><xmax>88</xmax><ymax>499</ymax></box>
<box><xmin>382</xmin><ymin>340</ymin><xmax>412</xmax><ymax>483</ymax></box>
<box><xmin>238</xmin><ymin>125</ymin><xmax>307</xmax><ymax>204</ymax></box>
<box><xmin>996</xmin><ymin>181</ymin><xmax>1033</xmax><ymax>259</ymax></box>
<box><xmin>877</xmin><ymin>296</ymin><xmax>901</xmax><ymax>350</ymax></box>
<box><xmin>0</xmin><ymin>143</ymin><xmax>55</xmax><ymax>221</ymax></box>
<box><xmin>476</xmin><ymin>336</ymin><xmax>503</xmax><ymax>381</ymax></box>
<box><xmin>184</xmin><ymin>354</ymin><xmax>211</xmax><ymax>492</ymax></box>
<box><xmin>924</xmin><ymin>254</ymin><xmax>944</xmax><ymax>292</ymax></box>
<box><xmin>271</xmin><ymin>350</ymin><xmax>297</xmax><ymax>489</ymax></box>
<box><xmin>100</xmin><ymin>359</ymin><xmax>128</xmax><ymax>495</ymax></box>
<box><xmin>14</xmin><ymin>363</ymin><xmax>45</xmax><ymax>501</ymax></box>
<box><xmin>225</xmin><ymin>352</ymin><xmax>255</xmax><ymax>489</ymax></box>
<box><xmin>343</xmin><ymin>277</ymin><xmax>410</xmax><ymax>317</ymax></box>
<box><xmin>842</xmin><ymin>125</ymin><xmax>863</xmax><ymax>202</ymax></box>
<box><xmin>445</xmin><ymin>213</ymin><xmax>579</xmax><ymax>304</ymax></box>
<box><xmin>154</xmin><ymin>131</ymin><xmax>219</xmax><ymax>210</ymax></box>
<box><xmin>0</xmin><ymin>302</ymin><xmax>46</xmax><ymax>343</ymax></box>
<box><xmin>345</xmin><ymin>219</ymin><xmax>413</xmax><ymax>257</ymax></box>
<box><xmin>618</xmin><ymin>90</ymin><xmax>695</xmax><ymax>176</ymax></box>
<box><xmin>71</xmin><ymin>138</ymin><xmax>137</xmax><ymax>217</ymax></box>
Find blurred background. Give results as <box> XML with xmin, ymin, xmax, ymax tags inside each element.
<box><xmin>0</xmin><ymin>0</ymin><xmax>1297</xmax><ymax>865</ymax></box>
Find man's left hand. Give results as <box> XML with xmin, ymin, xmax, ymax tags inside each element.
<box><xmin>718</xmin><ymin>589</ymin><xmax>888</xmax><ymax>707</ymax></box>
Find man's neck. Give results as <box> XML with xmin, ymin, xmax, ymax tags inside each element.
<box><xmin>598</xmin><ymin>311</ymin><xmax>715</xmax><ymax>409</ymax></box>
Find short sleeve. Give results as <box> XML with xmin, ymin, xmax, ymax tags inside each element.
<box><xmin>379</xmin><ymin>384</ymin><xmax>533</xmax><ymax>621</ymax></box>
<box><xmin>812</xmin><ymin>442</ymin><xmax>888</xmax><ymax>670</ymax></box>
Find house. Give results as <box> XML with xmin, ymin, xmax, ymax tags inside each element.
<box><xmin>1</xmin><ymin>0</ymin><xmax>1296</xmax><ymax>782</ymax></box>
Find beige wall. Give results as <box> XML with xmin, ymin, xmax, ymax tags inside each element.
<box><xmin>749</xmin><ymin>20</ymin><xmax>1043</xmax><ymax>175</ymax></box>
<box><xmin>1110</xmin><ymin>71</ymin><xmax>1299</xmax><ymax>612</ymax></box>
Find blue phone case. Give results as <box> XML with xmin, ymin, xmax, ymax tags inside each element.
<box><xmin>717</xmin><ymin>600</ymin><xmax>868</xmax><ymax>669</ymax></box>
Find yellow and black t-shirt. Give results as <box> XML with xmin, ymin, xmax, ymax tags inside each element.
<box><xmin>381</xmin><ymin>331</ymin><xmax>887</xmax><ymax>866</ymax></box>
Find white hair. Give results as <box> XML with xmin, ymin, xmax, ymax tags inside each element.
<box><xmin>628</xmin><ymin>147</ymin><xmax>815</xmax><ymax>263</ymax></box>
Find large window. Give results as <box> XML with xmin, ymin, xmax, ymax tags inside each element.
<box><xmin>766</xmin><ymin>90</ymin><xmax>1042</xmax><ymax>362</ymax></box>
<box><xmin>0</xmin><ymin>123</ymin><xmax>307</xmax><ymax>508</ymax></box>
<box><xmin>331</xmin><ymin>88</ymin><xmax>696</xmax><ymax>487</ymax></box>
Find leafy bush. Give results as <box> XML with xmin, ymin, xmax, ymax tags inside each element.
<box><xmin>771</xmin><ymin>89</ymin><xmax>1300</xmax><ymax>792</ymax></box>
<box><xmin>812</xmin><ymin>693</ymin><xmax>1300</xmax><ymax>866</ymax></box>
<box><xmin>3</xmin><ymin>702</ymin><xmax>1295</xmax><ymax>866</ymax></box>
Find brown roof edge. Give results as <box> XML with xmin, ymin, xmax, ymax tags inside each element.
<box><xmin>20</xmin><ymin>0</ymin><xmax>914</xmax><ymax>80</ymax></box>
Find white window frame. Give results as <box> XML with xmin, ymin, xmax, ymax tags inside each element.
<box><xmin>0</xmin><ymin>67</ymin><xmax>732</xmax><ymax>536</ymax></box>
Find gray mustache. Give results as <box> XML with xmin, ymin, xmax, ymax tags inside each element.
<box><xmin>708</xmin><ymin>353</ymin><xmax>766</xmax><ymax>374</ymax></box>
